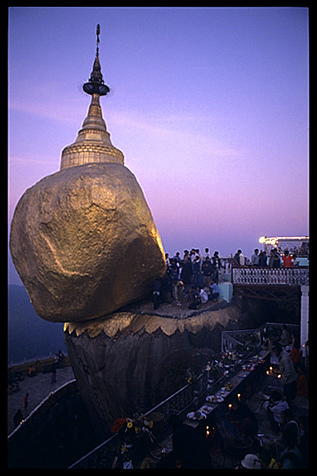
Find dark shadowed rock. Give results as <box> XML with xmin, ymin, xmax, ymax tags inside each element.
<box><xmin>64</xmin><ymin>303</ymin><xmax>241</xmax><ymax>434</ymax></box>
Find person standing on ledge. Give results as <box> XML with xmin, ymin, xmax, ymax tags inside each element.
<box><xmin>23</xmin><ymin>392</ymin><xmax>29</xmax><ymax>412</ymax></box>
<box><xmin>273</xmin><ymin>343</ymin><xmax>297</xmax><ymax>403</ymax></box>
<box><xmin>152</xmin><ymin>278</ymin><xmax>161</xmax><ymax>310</ymax></box>
<box><xmin>251</xmin><ymin>248</ymin><xmax>260</xmax><ymax>266</ymax></box>
<box><xmin>282</xmin><ymin>249</ymin><xmax>293</xmax><ymax>267</ymax></box>
<box><xmin>233</xmin><ymin>249</ymin><xmax>242</xmax><ymax>265</ymax></box>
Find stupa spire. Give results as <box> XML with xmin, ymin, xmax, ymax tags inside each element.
<box><xmin>83</xmin><ymin>24</ymin><xmax>110</xmax><ymax>96</ymax></box>
<box><xmin>60</xmin><ymin>24</ymin><xmax>124</xmax><ymax>170</ymax></box>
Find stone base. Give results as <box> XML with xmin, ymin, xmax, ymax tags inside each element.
<box><xmin>64</xmin><ymin>301</ymin><xmax>241</xmax><ymax>435</ymax></box>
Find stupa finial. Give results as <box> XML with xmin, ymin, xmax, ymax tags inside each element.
<box><xmin>96</xmin><ymin>23</ymin><xmax>100</xmax><ymax>57</ymax></box>
<box><xmin>83</xmin><ymin>24</ymin><xmax>110</xmax><ymax>96</ymax></box>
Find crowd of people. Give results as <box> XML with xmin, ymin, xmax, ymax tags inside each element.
<box><xmin>217</xmin><ymin>325</ymin><xmax>309</xmax><ymax>469</ymax></box>
<box><xmin>152</xmin><ymin>248</ymin><xmax>222</xmax><ymax>310</ymax></box>
<box><xmin>154</xmin><ymin>247</ymin><xmax>310</xmax><ymax>468</ymax></box>
<box><xmin>151</xmin><ymin>244</ymin><xmax>303</xmax><ymax>311</ymax></box>
<box><xmin>237</xmin><ymin>247</ymin><xmax>304</xmax><ymax>268</ymax></box>
<box><xmin>237</xmin><ymin>325</ymin><xmax>309</xmax><ymax>469</ymax></box>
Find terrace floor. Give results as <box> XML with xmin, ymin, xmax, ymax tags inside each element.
<box><xmin>7</xmin><ymin>365</ymin><xmax>75</xmax><ymax>435</ymax></box>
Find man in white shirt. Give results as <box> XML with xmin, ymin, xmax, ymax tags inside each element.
<box><xmin>264</xmin><ymin>390</ymin><xmax>289</xmax><ymax>433</ymax></box>
<box><xmin>199</xmin><ymin>287</ymin><xmax>208</xmax><ymax>304</ymax></box>
<box><xmin>251</xmin><ymin>249</ymin><xmax>260</xmax><ymax>266</ymax></box>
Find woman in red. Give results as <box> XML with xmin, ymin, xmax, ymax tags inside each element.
<box><xmin>282</xmin><ymin>250</ymin><xmax>293</xmax><ymax>267</ymax></box>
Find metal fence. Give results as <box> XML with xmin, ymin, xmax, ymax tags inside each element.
<box><xmin>221</xmin><ymin>322</ymin><xmax>300</xmax><ymax>354</ymax></box>
<box><xmin>221</xmin><ymin>328</ymin><xmax>262</xmax><ymax>354</ymax></box>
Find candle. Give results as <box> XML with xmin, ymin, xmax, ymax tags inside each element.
<box><xmin>237</xmin><ymin>393</ymin><xmax>241</xmax><ymax>401</ymax></box>
<box><xmin>206</xmin><ymin>425</ymin><xmax>210</xmax><ymax>437</ymax></box>
<box><xmin>228</xmin><ymin>403</ymin><xmax>232</xmax><ymax>409</ymax></box>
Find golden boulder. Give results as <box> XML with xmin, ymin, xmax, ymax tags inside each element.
<box><xmin>10</xmin><ymin>162</ymin><xmax>166</xmax><ymax>322</ymax></box>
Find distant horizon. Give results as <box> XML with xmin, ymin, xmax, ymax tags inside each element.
<box><xmin>8</xmin><ymin>284</ymin><xmax>66</xmax><ymax>363</ymax></box>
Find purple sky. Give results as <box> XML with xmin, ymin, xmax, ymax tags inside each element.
<box><xmin>8</xmin><ymin>7</ymin><xmax>309</xmax><ymax>285</ymax></box>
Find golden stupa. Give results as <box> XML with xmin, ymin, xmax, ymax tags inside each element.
<box><xmin>61</xmin><ymin>26</ymin><xmax>124</xmax><ymax>169</ymax></box>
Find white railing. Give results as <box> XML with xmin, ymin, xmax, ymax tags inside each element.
<box><xmin>232</xmin><ymin>266</ymin><xmax>309</xmax><ymax>286</ymax></box>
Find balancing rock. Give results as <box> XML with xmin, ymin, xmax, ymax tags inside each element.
<box><xmin>10</xmin><ymin>162</ymin><xmax>166</xmax><ymax>322</ymax></box>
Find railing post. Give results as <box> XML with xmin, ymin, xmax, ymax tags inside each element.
<box><xmin>300</xmin><ymin>285</ymin><xmax>309</xmax><ymax>362</ymax></box>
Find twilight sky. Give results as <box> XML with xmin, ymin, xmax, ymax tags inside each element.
<box><xmin>8</xmin><ymin>7</ymin><xmax>309</xmax><ymax>284</ymax></box>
